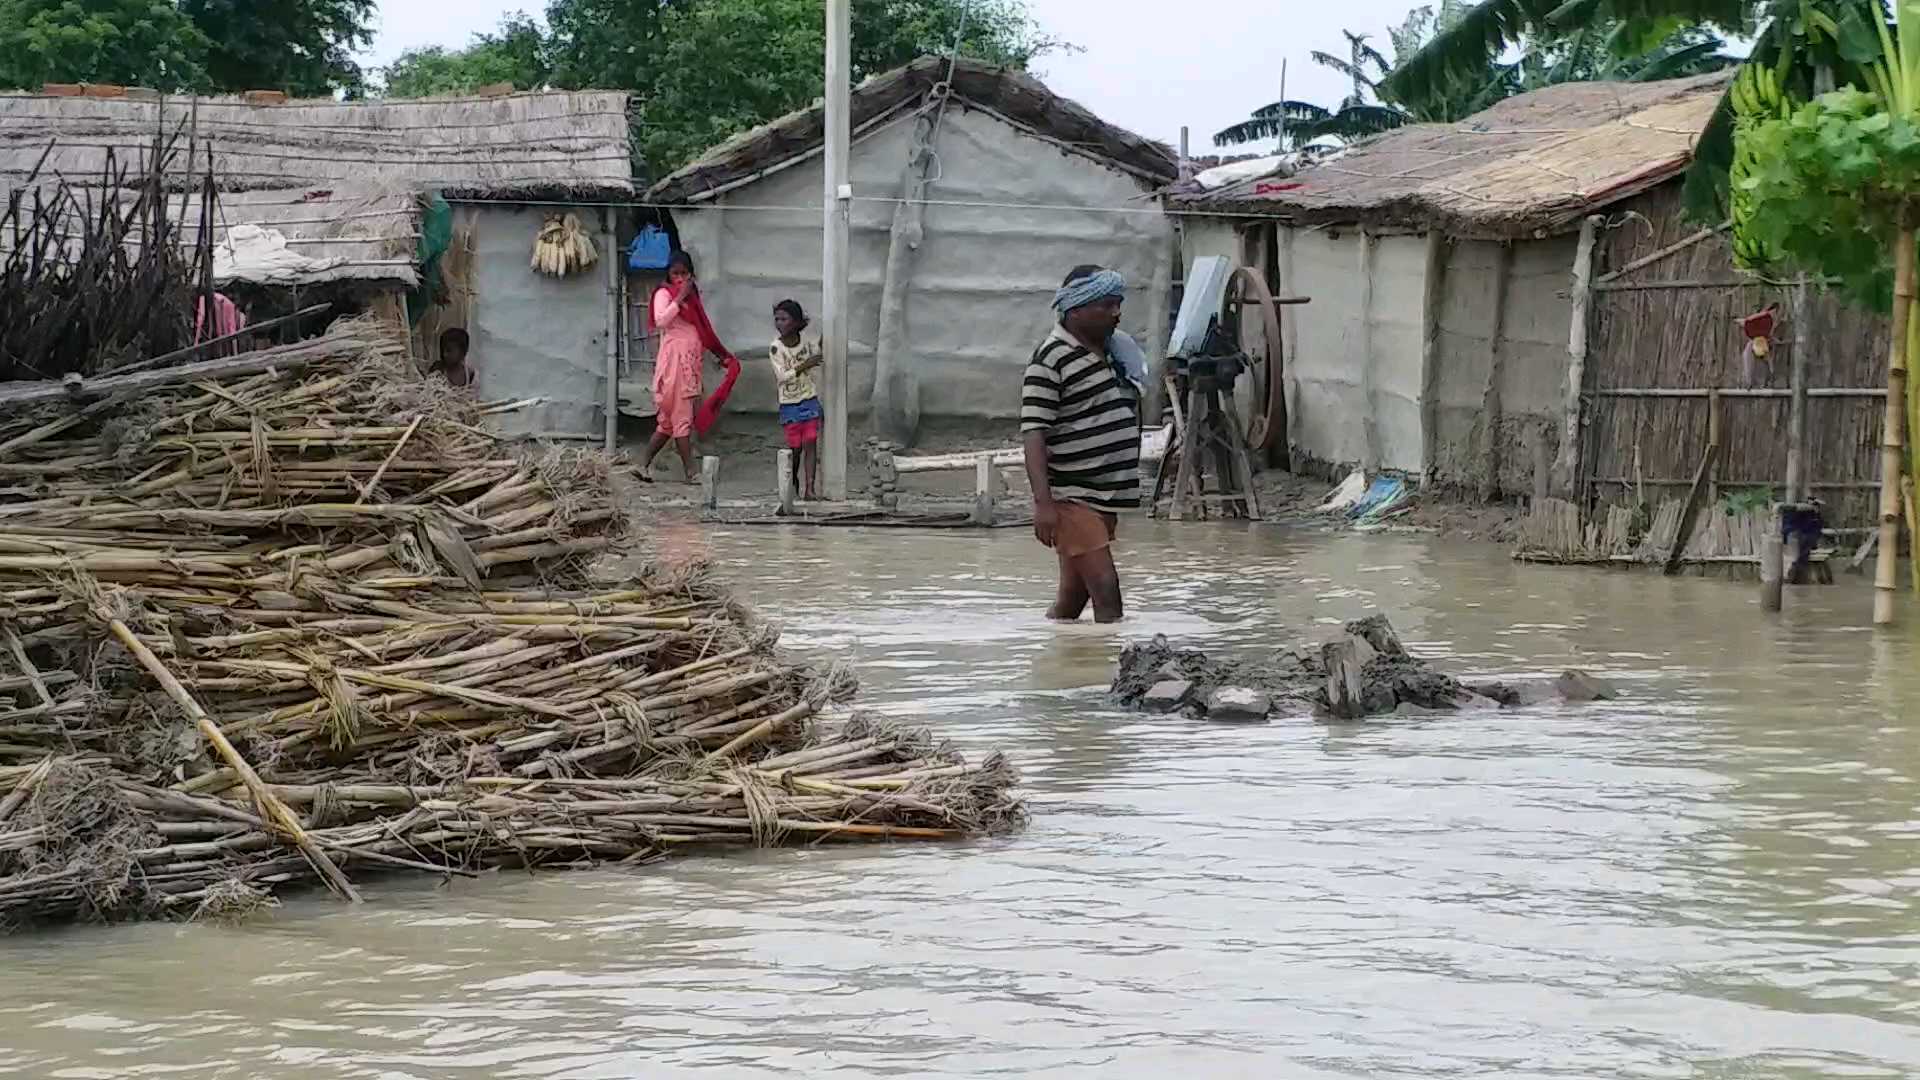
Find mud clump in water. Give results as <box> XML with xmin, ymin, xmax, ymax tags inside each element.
<box><xmin>1113</xmin><ymin>615</ymin><xmax>1510</xmax><ymax>720</ymax></box>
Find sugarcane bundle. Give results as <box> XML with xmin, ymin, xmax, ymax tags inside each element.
<box><xmin>530</xmin><ymin>212</ymin><xmax>599</xmax><ymax>277</ymax></box>
<box><xmin>0</xmin><ymin>315</ymin><xmax>1023</xmax><ymax>931</ymax></box>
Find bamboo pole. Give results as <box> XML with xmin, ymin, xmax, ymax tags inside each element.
<box><xmin>101</xmin><ymin>615</ymin><xmax>362</xmax><ymax>902</ymax></box>
<box><xmin>1787</xmin><ymin>278</ymin><xmax>1813</xmax><ymax>502</ymax></box>
<box><xmin>355</xmin><ymin>414</ymin><xmax>421</xmax><ymax>505</ymax></box>
<box><xmin>1875</xmin><ymin>225</ymin><xmax>1913</xmax><ymax>626</ymax></box>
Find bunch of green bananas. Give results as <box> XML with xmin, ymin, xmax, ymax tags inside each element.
<box><xmin>1729</xmin><ymin>64</ymin><xmax>1788</xmax><ymax>121</ymax></box>
<box><xmin>1729</xmin><ymin>64</ymin><xmax>1791</xmax><ymax>270</ymax></box>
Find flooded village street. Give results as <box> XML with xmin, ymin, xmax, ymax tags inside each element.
<box><xmin>4</xmin><ymin>521</ymin><xmax>1919</xmax><ymax>1078</ymax></box>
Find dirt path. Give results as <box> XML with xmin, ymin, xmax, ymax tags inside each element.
<box><xmin>612</xmin><ymin>417</ymin><xmax>1526</xmax><ymax>552</ymax></box>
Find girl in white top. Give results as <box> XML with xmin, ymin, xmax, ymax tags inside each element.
<box><xmin>769</xmin><ymin>299</ymin><xmax>824</xmax><ymax>500</ymax></box>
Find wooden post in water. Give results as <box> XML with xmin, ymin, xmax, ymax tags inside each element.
<box><xmin>1760</xmin><ymin>503</ymin><xmax>1784</xmax><ymax>612</ymax></box>
<box><xmin>972</xmin><ymin>455</ymin><xmax>996</xmax><ymax>526</ymax></box>
<box><xmin>700</xmin><ymin>455</ymin><xmax>719</xmax><ymax>514</ymax></box>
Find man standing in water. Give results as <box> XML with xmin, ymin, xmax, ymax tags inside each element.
<box><xmin>1021</xmin><ymin>265</ymin><xmax>1141</xmax><ymax>623</ymax></box>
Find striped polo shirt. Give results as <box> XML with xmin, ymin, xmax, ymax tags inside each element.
<box><xmin>1020</xmin><ymin>325</ymin><xmax>1140</xmax><ymax>513</ymax></box>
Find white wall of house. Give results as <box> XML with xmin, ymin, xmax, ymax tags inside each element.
<box><xmin>670</xmin><ymin>105</ymin><xmax>1172</xmax><ymax>421</ymax></box>
<box><xmin>467</xmin><ymin>203</ymin><xmax>613</xmax><ymax>440</ymax></box>
<box><xmin>1179</xmin><ymin>212</ymin><xmax>1575</xmax><ymax>494</ymax></box>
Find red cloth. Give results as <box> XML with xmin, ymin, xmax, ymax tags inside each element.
<box><xmin>651</xmin><ymin>283</ymin><xmax>740</xmax><ymax>435</ymax></box>
<box><xmin>782</xmin><ymin>416</ymin><xmax>820</xmax><ymax>449</ymax></box>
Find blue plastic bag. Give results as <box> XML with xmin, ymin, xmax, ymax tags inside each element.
<box><xmin>627</xmin><ymin>224</ymin><xmax>670</xmax><ymax>271</ymax></box>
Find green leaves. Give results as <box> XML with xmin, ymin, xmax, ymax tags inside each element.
<box><xmin>179</xmin><ymin>0</ymin><xmax>374</xmax><ymax>97</ymax></box>
<box><xmin>605</xmin><ymin>0</ymin><xmax>1056</xmax><ymax>175</ymax></box>
<box><xmin>1738</xmin><ymin>90</ymin><xmax>1920</xmax><ymax>309</ymax></box>
<box><xmin>0</xmin><ymin>0</ymin><xmax>211</xmax><ymax>91</ymax></box>
<box><xmin>1212</xmin><ymin>102</ymin><xmax>1333</xmax><ymax>148</ymax></box>
<box><xmin>382</xmin><ymin>12</ymin><xmax>551</xmax><ymax>97</ymax></box>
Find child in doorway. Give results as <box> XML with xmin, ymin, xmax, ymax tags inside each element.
<box><xmin>769</xmin><ymin>299</ymin><xmax>823</xmax><ymax>500</ymax></box>
<box><xmin>437</xmin><ymin>328</ymin><xmax>475</xmax><ymax>388</ymax></box>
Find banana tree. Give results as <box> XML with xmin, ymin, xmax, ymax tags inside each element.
<box><xmin>1315</xmin><ymin>31</ymin><xmax>1397</xmax><ymax>108</ymax></box>
<box><xmin>1696</xmin><ymin>2</ymin><xmax>1920</xmax><ymax>622</ymax></box>
<box><xmin>1212</xmin><ymin>101</ymin><xmax>1345</xmax><ymax>148</ymax></box>
<box><xmin>1378</xmin><ymin>0</ymin><xmax>1890</xmax><ymax>221</ymax></box>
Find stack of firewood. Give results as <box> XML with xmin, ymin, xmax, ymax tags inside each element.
<box><xmin>0</xmin><ymin>317</ymin><xmax>1021</xmax><ymax>929</ymax></box>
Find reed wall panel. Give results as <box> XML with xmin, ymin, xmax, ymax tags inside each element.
<box><xmin>1584</xmin><ymin>183</ymin><xmax>1886</xmax><ymax>527</ymax></box>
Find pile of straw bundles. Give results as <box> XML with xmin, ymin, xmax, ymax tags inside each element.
<box><xmin>0</xmin><ymin>316</ymin><xmax>1021</xmax><ymax>929</ymax></box>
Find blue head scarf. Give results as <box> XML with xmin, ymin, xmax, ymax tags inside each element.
<box><xmin>1053</xmin><ymin>268</ymin><xmax>1145</xmax><ymax>390</ymax></box>
<box><xmin>1053</xmin><ymin>268</ymin><xmax>1126</xmax><ymax>316</ymax></box>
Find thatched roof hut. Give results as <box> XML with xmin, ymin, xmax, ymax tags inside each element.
<box><xmin>0</xmin><ymin>90</ymin><xmax>634</xmax><ymax>199</ymax></box>
<box><xmin>1176</xmin><ymin>73</ymin><xmax>1727</xmax><ymax>239</ymax></box>
<box><xmin>648</xmin><ymin>56</ymin><xmax>1176</xmax><ymax>203</ymax></box>
<box><xmin>1170</xmin><ymin>73</ymin><xmax>1741</xmax><ymax>508</ymax></box>
<box><xmin>641</xmin><ymin>57</ymin><xmax>1176</xmax><ymax>436</ymax></box>
<box><xmin>72</xmin><ymin>187</ymin><xmax>423</xmax><ymax>288</ymax></box>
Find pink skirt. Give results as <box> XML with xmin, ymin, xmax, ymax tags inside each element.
<box><xmin>652</xmin><ymin>340</ymin><xmax>703</xmax><ymax>439</ymax></box>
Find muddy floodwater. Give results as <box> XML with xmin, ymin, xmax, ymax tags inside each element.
<box><xmin>5</xmin><ymin>520</ymin><xmax>1920</xmax><ymax>1078</ymax></box>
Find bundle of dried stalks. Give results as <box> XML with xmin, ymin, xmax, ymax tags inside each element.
<box><xmin>0</xmin><ymin>315</ymin><xmax>1022</xmax><ymax>930</ymax></box>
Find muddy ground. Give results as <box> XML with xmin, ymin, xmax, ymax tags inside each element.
<box><xmin>609</xmin><ymin>416</ymin><xmax>1527</xmax><ymax>547</ymax></box>
<box><xmin>1109</xmin><ymin>615</ymin><xmax>1617</xmax><ymax>723</ymax></box>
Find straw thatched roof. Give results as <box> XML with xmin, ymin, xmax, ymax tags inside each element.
<box><xmin>1172</xmin><ymin>73</ymin><xmax>1729</xmax><ymax>238</ymax></box>
<box><xmin>190</xmin><ymin>187</ymin><xmax>422</xmax><ymax>287</ymax></box>
<box><xmin>0</xmin><ymin>90</ymin><xmax>634</xmax><ymax>198</ymax></box>
<box><xmin>648</xmin><ymin>56</ymin><xmax>1176</xmax><ymax>203</ymax></box>
<box><xmin>0</xmin><ymin>185</ymin><xmax>421</xmax><ymax>288</ymax></box>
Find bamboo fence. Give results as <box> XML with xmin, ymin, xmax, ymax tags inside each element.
<box><xmin>1583</xmin><ymin>185</ymin><xmax>1886</xmax><ymax>527</ymax></box>
<box><xmin>0</xmin><ymin>315</ymin><xmax>1021</xmax><ymax>930</ymax></box>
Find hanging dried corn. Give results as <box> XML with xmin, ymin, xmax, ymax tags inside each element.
<box><xmin>529</xmin><ymin>212</ymin><xmax>601</xmax><ymax>277</ymax></box>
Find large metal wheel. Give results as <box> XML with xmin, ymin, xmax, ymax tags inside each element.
<box><xmin>1223</xmin><ymin>266</ymin><xmax>1287</xmax><ymax>455</ymax></box>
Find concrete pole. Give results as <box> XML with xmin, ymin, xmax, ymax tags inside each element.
<box><xmin>602</xmin><ymin>207</ymin><xmax>620</xmax><ymax>455</ymax></box>
<box><xmin>820</xmin><ymin>0</ymin><xmax>852</xmax><ymax>500</ymax></box>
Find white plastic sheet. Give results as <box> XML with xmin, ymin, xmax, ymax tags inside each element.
<box><xmin>213</xmin><ymin>224</ymin><xmax>346</xmax><ymax>286</ymax></box>
<box><xmin>1315</xmin><ymin>470</ymin><xmax>1368</xmax><ymax>513</ymax></box>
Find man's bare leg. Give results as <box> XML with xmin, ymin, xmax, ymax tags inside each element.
<box><xmin>1071</xmin><ymin>547</ymin><xmax>1123</xmax><ymax>623</ymax></box>
<box><xmin>1048</xmin><ymin>550</ymin><xmax>1090</xmax><ymax>620</ymax></box>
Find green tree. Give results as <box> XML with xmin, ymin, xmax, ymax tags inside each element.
<box><xmin>383</xmin><ymin>12</ymin><xmax>551</xmax><ymax>97</ymax></box>
<box><xmin>0</xmin><ymin>0</ymin><xmax>209</xmax><ymax>91</ymax></box>
<box><xmin>1738</xmin><ymin>3</ymin><xmax>1920</xmax><ymax>621</ymax></box>
<box><xmin>550</xmin><ymin>0</ymin><xmax>1058</xmax><ymax>175</ymax></box>
<box><xmin>179</xmin><ymin>0</ymin><xmax>375</xmax><ymax>96</ymax></box>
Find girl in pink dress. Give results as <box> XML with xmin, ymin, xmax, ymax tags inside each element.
<box><xmin>637</xmin><ymin>251</ymin><xmax>722</xmax><ymax>483</ymax></box>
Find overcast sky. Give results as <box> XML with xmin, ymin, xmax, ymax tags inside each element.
<box><xmin>366</xmin><ymin>0</ymin><xmax>1422</xmax><ymax>153</ymax></box>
